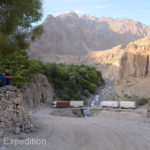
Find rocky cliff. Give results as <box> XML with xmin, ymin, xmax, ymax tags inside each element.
<box><xmin>115</xmin><ymin>36</ymin><xmax>150</xmax><ymax>98</ymax></box>
<box><xmin>28</xmin><ymin>12</ymin><xmax>150</xmax><ymax>59</ymax></box>
<box><xmin>22</xmin><ymin>74</ymin><xmax>55</xmax><ymax>108</ymax></box>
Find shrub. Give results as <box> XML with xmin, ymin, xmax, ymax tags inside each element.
<box><xmin>136</xmin><ymin>98</ymin><xmax>150</xmax><ymax>106</ymax></box>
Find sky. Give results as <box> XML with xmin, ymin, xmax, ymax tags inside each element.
<box><xmin>40</xmin><ymin>0</ymin><xmax>150</xmax><ymax>26</ymax></box>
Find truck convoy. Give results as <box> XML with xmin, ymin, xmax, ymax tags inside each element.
<box><xmin>52</xmin><ymin>100</ymin><xmax>136</xmax><ymax>109</ymax></box>
<box><xmin>100</xmin><ymin>101</ymin><xmax>136</xmax><ymax>109</ymax></box>
<box><xmin>52</xmin><ymin>101</ymin><xmax>84</xmax><ymax>108</ymax></box>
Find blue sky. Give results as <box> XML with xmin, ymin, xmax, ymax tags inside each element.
<box><xmin>40</xmin><ymin>0</ymin><xmax>150</xmax><ymax>25</ymax></box>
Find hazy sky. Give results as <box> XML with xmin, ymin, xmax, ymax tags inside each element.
<box><xmin>41</xmin><ymin>0</ymin><xmax>150</xmax><ymax>25</ymax></box>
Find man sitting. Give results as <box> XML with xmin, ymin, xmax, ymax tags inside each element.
<box><xmin>0</xmin><ymin>70</ymin><xmax>6</xmax><ymax>87</ymax></box>
<box><xmin>4</xmin><ymin>69</ymin><xmax>11</xmax><ymax>85</ymax></box>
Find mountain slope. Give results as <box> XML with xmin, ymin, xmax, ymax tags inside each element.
<box><xmin>28</xmin><ymin>12</ymin><xmax>150</xmax><ymax>59</ymax></box>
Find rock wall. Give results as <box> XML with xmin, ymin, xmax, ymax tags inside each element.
<box><xmin>115</xmin><ymin>36</ymin><xmax>150</xmax><ymax>97</ymax></box>
<box><xmin>22</xmin><ymin>74</ymin><xmax>55</xmax><ymax>108</ymax></box>
<box><xmin>119</xmin><ymin>36</ymin><xmax>150</xmax><ymax>79</ymax></box>
<box><xmin>0</xmin><ymin>86</ymin><xmax>30</xmax><ymax>136</ymax></box>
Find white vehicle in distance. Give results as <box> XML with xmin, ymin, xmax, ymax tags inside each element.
<box><xmin>100</xmin><ymin>101</ymin><xmax>136</xmax><ymax>109</ymax></box>
<box><xmin>100</xmin><ymin>101</ymin><xmax>119</xmax><ymax>108</ymax></box>
<box><xmin>119</xmin><ymin>101</ymin><xmax>136</xmax><ymax>109</ymax></box>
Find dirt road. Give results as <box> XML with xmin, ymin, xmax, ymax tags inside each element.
<box><xmin>8</xmin><ymin>108</ymin><xmax>150</xmax><ymax>150</ymax></box>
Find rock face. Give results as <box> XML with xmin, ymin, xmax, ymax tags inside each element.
<box><xmin>115</xmin><ymin>36</ymin><xmax>150</xmax><ymax>97</ymax></box>
<box><xmin>119</xmin><ymin>36</ymin><xmax>150</xmax><ymax>79</ymax></box>
<box><xmin>28</xmin><ymin>12</ymin><xmax>150</xmax><ymax>60</ymax></box>
<box><xmin>0</xmin><ymin>86</ymin><xmax>30</xmax><ymax>132</ymax></box>
<box><xmin>22</xmin><ymin>74</ymin><xmax>55</xmax><ymax>108</ymax></box>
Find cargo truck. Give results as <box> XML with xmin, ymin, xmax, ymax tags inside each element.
<box><xmin>100</xmin><ymin>101</ymin><xmax>136</xmax><ymax>109</ymax></box>
<box><xmin>119</xmin><ymin>101</ymin><xmax>136</xmax><ymax>109</ymax></box>
<box><xmin>52</xmin><ymin>101</ymin><xmax>84</xmax><ymax>108</ymax></box>
<box><xmin>100</xmin><ymin>101</ymin><xmax>119</xmax><ymax>108</ymax></box>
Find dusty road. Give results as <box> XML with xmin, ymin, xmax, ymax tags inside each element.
<box><xmin>7</xmin><ymin>108</ymin><xmax>150</xmax><ymax>150</ymax></box>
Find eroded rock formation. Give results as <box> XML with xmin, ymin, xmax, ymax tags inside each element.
<box><xmin>115</xmin><ymin>36</ymin><xmax>150</xmax><ymax>97</ymax></box>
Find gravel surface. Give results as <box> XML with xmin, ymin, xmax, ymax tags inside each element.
<box><xmin>5</xmin><ymin>107</ymin><xmax>150</xmax><ymax>150</ymax></box>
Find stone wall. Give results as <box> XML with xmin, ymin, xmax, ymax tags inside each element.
<box><xmin>0</xmin><ymin>86</ymin><xmax>30</xmax><ymax>136</ymax></box>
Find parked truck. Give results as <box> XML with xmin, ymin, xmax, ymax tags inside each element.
<box><xmin>100</xmin><ymin>101</ymin><xmax>136</xmax><ymax>109</ymax></box>
<box><xmin>119</xmin><ymin>101</ymin><xmax>136</xmax><ymax>109</ymax></box>
<box><xmin>52</xmin><ymin>101</ymin><xmax>84</xmax><ymax>108</ymax></box>
<box><xmin>51</xmin><ymin>101</ymin><xmax>70</xmax><ymax>108</ymax></box>
<box><xmin>100</xmin><ymin>101</ymin><xmax>119</xmax><ymax>108</ymax></box>
<box><xmin>70</xmin><ymin>101</ymin><xmax>84</xmax><ymax>107</ymax></box>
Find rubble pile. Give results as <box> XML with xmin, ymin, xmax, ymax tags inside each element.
<box><xmin>0</xmin><ymin>86</ymin><xmax>31</xmax><ymax>135</ymax></box>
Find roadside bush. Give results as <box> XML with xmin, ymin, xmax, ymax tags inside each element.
<box><xmin>136</xmin><ymin>98</ymin><xmax>150</xmax><ymax>106</ymax></box>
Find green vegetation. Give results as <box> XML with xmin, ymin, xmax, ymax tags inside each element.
<box><xmin>0</xmin><ymin>51</ymin><xmax>104</xmax><ymax>100</ymax></box>
<box><xmin>42</xmin><ymin>63</ymin><xmax>104</xmax><ymax>101</ymax></box>
<box><xmin>0</xmin><ymin>51</ymin><xmax>44</xmax><ymax>87</ymax></box>
<box><xmin>0</xmin><ymin>0</ymin><xmax>43</xmax><ymax>58</ymax></box>
<box><xmin>136</xmin><ymin>98</ymin><xmax>150</xmax><ymax>106</ymax></box>
<box><xmin>0</xmin><ymin>0</ymin><xmax>43</xmax><ymax>87</ymax></box>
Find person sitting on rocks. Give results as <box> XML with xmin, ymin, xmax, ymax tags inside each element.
<box><xmin>0</xmin><ymin>70</ymin><xmax>6</xmax><ymax>87</ymax></box>
<box><xmin>4</xmin><ymin>69</ymin><xmax>11</xmax><ymax>85</ymax></box>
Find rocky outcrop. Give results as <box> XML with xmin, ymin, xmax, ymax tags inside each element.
<box><xmin>22</xmin><ymin>74</ymin><xmax>55</xmax><ymax>108</ymax></box>
<box><xmin>115</xmin><ymin>36</ymin><xmax>150</xmax><ymax>97</ymax></box>
<box><xmin>28</xmin><ymin>13</ymin><xmax>150</xmax><ymax>60</ymax></box>
<box><xmin>0</xmin><ymin>86</ymin><xmax>30</xmax><ymax>136</ymax></box>
<box><xmin>119</xmin><ymin>36</ymin><xmax>150</xmax><ymax>79</ymax></box>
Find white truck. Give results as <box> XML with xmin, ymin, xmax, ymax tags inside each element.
<box><xmin>70</xmin><ymin>101</ymin><xmax>84</xmax><ymax>107</ymax></box>
<box><xmin>100</xmin><ymin>101</ymin><xmax>119</xmax><ymax>108</ymax></box>
<box><xmin>100</xmin><ymin>101</ymin><xmax>136</xmax><ymax>109</ymax></box>
<box><xmin>119</xmin><ymin>101</ymin><xmax>136</xmax><ymax>109</ymax></box>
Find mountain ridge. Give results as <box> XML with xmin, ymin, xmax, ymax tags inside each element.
<box><xmin>28</xmin><ymin>12</ymin><xmax>150</xmax><ymax>59</ymax></box>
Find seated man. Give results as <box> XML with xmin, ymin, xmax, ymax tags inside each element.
<box><xmin>0</xmin><ymin>71</ymin><xmax>6</xmax><ymax>87</ymax></box>
<box><xmin>4</xmin><ymin>69</ymin><xmax>11</xmax><ymax>85</ymax></box>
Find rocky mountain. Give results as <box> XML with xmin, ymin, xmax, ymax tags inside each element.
<box><xmin>115</xmin><ymin>36</ymin><xmax>150</xmax><ymax>97</ymax></box>
<box><xmin>28</xmin><ymin>12</ymin><xmax>150</xmax><ymax>59</ymax></box>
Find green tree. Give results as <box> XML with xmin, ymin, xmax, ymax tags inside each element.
<box><xmin>0</xmin><ymin>0</ymin><xmax>43</xmax><ymax>58</ymax></box>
